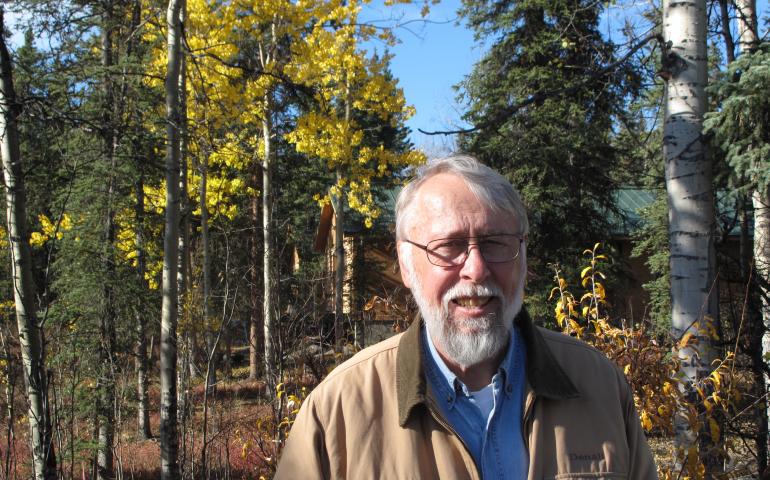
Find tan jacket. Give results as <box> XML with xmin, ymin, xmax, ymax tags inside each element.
<box><xmin>275</xmin><ymin>310</ymin><xmax>657</xmax><ymax>479</ymax></box>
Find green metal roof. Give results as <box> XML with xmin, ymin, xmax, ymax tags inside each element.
<box><xmin>610</xmin><ymin>188</ymin><xmax>656</xmax><ymax>236</ymax></box>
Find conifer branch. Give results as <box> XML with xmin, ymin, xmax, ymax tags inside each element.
<box><xmin>419</xmin><ymin>33</ymin><xmax>663</xmax><ymax>136</ymax></box>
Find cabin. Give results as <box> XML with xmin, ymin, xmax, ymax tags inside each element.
<box><xmin>313</xmin><ymin>192</ymin><xmax>412</xmax><ymax>348</ymax></box>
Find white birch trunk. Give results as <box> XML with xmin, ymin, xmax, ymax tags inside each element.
<box><xmin>735</xmin><ymin>0</ymin><xmax>759</xmax><ymax>53</ymax></box>
<box><xmin>161</xmin><ymin>0</ymin><xmax>183</xmax><ymax>478</ymax></box>
<box><xmin>175</xmin><ymin>0</ymin><xmax>192</xmax><ymax>438</ymax></box>
<box><xmin>0</xmin><ymin>8</ymin><xmax>56</xmax><ymax>479</ymax></box>
<box><xmin>662</xmin><ymin>0</ymin><xmax>719</xmax><ymax>470</ymax></box>
<box><xmin>333</xmin><ymin>79</ymin><xmax>351</xmax><ymax>353</ymax></box>
<box><xmin>334</xmin><ymin>169</ymin><xmax>344</xmax><ymax>352</ymax></box>
<box><xmin>257</xmin><ymin>23</ymin><xmax>279</xmax><ymax>394</ymax></box>
<box><xmin>262</xmin><ymin>93</ymin><xmax>276</xmax><ymax>392</ymax></box>
<box><xmin>755</xmin><ymin>186</ymin><xmax>770</xmax><ymax>466</ymax></box>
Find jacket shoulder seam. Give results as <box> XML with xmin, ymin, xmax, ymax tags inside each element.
<box><xmin>537</xmin><ymin>327</ymin><xmax>624</xmax><ymax>373</ymax></box>
<box><xmin>318</xmin><ymin>339</ymin><xmax>401</xmax><ymax>386</ymax></box>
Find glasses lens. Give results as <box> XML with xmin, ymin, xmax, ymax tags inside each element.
<box><xmin>426</xmin><ymin>238</ymin><xmax>469</xmax><ymax>266</ymax></box>
<box><xmin>478</xmin><ymin>235</ymin><xmax>520</xmax><ymax>262</ymax></box>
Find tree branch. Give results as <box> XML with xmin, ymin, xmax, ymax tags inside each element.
<box><xmin>419</xmin><ymin>32</ymin><xmax>663</xmax><ymax>136</ymax></box>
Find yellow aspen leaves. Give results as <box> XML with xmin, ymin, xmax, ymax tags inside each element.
<box><xmin>30</xmin><ymin>213</ymin><xmax>72</xmax><ymax>247</ymax></box>
<box><xmin>141</xmin><ymin>0</ymin><xmax>423</xmax><ymax>231</ymax></box>
<box><xmin>285</xmin><ymin>11</ymin><xmax>424</xmax><ymax>226</ymax></box>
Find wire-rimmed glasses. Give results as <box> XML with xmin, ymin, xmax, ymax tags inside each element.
<box><xmin>403</xmin><ymin>234</ymin><xmax>524</xmax><ymax>267</ymax></box>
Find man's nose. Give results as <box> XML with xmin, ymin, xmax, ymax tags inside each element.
<box><xmin>459</xmin><ymin>245</ymin><xmax>490</xmax><ymax>282</ymax></box>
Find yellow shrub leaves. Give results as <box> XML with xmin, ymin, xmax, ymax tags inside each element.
<box><xmin>552</xmin><ymin>244</ymin><xmax>743</xmax><ymax>478</ymax></box>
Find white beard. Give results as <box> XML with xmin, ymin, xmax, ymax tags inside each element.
<box><xmin>407</xmin><ymin>267</ymin><xmax>524</xmax><ymax>368</ymax></box>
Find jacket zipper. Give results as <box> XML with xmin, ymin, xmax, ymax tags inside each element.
<box><xmin>425</xmin><ymin>397</ymin><xmax>482</xmax><ymax>480</ymax></box>
<box><xmin>522</xmin><ymin>388</ymin><xmax>537</xmax><ymax>451</ymax></box>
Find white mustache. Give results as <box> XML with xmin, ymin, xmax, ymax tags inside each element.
<box><xmin>442</xmin><ymin>283</ymin><xmax>503</xmax><ymax>309</ymax></box>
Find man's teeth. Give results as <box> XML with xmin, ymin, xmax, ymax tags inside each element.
<box><xmin>455</xmin><ymin>297</ymin><xmax>490</xmax><ymax>307</ymax></box>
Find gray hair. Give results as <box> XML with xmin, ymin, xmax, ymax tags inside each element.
<box><xmin>395</xmin><ymin>154</ymin><xmax>529</xmax><ymax>240</ymax></box>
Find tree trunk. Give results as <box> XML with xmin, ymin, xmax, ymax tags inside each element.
<box><xmin>726</xmin><ymin>0</ymin><xmax>768</xmax><ymax>472</ymax></box>
<box><xmin>161</xmin><ymin>0</ymin><xmax>183</xmax><ymax>478</ymax></box>
<box><xmin>755</xmin><ymin>186</ymin><xmax>770</xmax><ymax>473</ymax></box>
<box><xmin>120</xmin><ymin>0</ymin><xmax>152</xmax><ymax>442</ymax></box>
<box><xmin>0</xmin><ymin>8</ymin><xmax>56</xmax><ymax>480</ymax></box>
<box><xmin>333</xmin><ymin>79</ymin><xmax>351</xmax><ymax>353</ymax></box>
<box><xmin>200</xmin><ymin>153</ymin><xmax>216</xmax><ymax>393</ymax></box>
<box><xmin>262</xmin><ymin>92</ymin><xmax>276</xmax><ymax>395</ymax></box>
<box><xmin>249</xmin><ymin>163</ymin><xmax>263</xmax><ymax>380</ymax></box>
<box><xmin>97</xmin><ymin>5</ymin><xmax>117</xmax><ymax>477</ymax></box>
<box><xmin>134</xmin><ymin>175</ymin><xmax>151</xmax><ymax>439</ymax></box>
<box><xmin>735</xmin><ymin>0</ymin><xmax>759</xmax><ymax>54</ymax></box>
<box><xmin>661</xmin><ymin>0</ymin><xmax>720</xmax><ymax>471</ymax></box>
<box><xmin>334</xmin><ymin>170</ymin><xmax>344</xmax><ymax>353</ymax></box>
<box><xmin>175</xmin><ymin>0</ymin><xmax>192</xmax><ymax>432</ymax></box>
<box><xmin>175</xmin><ymin>11</ymin><xmax>193</xmax><ymax>472</ymax></box>
<box><xmin>717</xmin><ymin>0</ymin><xmax>736</xmax><ymax>63</ymax></box>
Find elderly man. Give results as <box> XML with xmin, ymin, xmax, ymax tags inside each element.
<box><xmin>276</xmin><ymin>155</ymin><xmax>656</xmax><ymax>479</ymax></box>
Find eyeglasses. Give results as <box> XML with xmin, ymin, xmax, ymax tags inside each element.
<box><xmin>403</xmin><ymin>234</ymin><xmax>525</xmax><ymax>267</ymax></box>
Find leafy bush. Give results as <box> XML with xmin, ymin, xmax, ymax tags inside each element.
<box><xmin>551</xmin><ymin>244</ymin><xmax>746</xmax><ymax>478</ymax></box>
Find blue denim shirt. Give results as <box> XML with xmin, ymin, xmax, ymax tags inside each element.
<box><xmin>423</xmin><ymin>326</ymin><xmax>528</xmax><ymax>479</ymax></box>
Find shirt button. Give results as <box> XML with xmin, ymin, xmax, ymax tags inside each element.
<box><xmin>446</xmin><ymin>394</ymin><xmax>452</xmax><ymax>403</ymax></box>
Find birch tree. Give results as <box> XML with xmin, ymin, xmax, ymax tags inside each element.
<box><xmin>0</xmin><ymin>7</ymin><xmax>56</xmax><ymax>479</ymax></box>
<box><xmin>175</xmin><ymin>0</ymin><xmax>193</xmax><ymax>433</ymax></box>
<box><xmin>661</xmin><ymin>0</ymin><xmax>719</xmax><ymax>470</ymax></box>
<box><xmin>161</xmin><ymin>0</ymin><xmax>184</xmax><ymax>477</ymax></box>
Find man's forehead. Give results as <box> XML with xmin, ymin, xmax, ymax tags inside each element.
<box><xmin>405</xmin><ymin>175</ymin><xmax>519</xmax><ymax>238</ymax></box>
<box><xmin>412</xmin><ymin>173</ymin><xmax>470</xmax><ymax>203</ymax></box>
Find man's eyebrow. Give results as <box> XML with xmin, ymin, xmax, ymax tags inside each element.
<box><xmin>435</xmin><ymin>230</ymin><xmax>515</xmax><ymax>238</ymax></box>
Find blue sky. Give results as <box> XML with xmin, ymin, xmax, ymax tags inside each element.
<box><xmin>363</xmin><ymin>0</ymin><xmax>478</xmax><ymax>156</ymax></box>
<box><xmin>367</xmin><ymin>0</ymin><xmax>769</xmax><ymax>156</ymax></box>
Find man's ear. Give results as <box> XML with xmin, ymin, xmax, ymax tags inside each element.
<box><xmin>396</xmin><ymin>241</ymin><xmax>412</xmax><ymax>289</ymax></box>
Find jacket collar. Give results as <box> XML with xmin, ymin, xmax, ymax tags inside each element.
<box><xmin>396</xmin><ymin>307</ymin><xmax>579</xmax><ymax>427</ymax></box>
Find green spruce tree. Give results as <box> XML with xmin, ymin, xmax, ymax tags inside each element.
<box><xmin>456</xmin><ymin>0</ymin><xmax>640</xmax><ymax>317</ymax></box>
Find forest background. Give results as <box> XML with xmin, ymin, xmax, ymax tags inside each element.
<box><xmin>0</xmin><ymin>0</ymin><xmax>768</xmax><ymax>478</ymax></box>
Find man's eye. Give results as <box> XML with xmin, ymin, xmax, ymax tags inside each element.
<box><xmin>481</xmin><ymin>238</ymin><xmax>506</xmax><ymax>247</ymax></box>
<box><xmin>432</xmin><ymin>240</ymin><xmax>466</xmax><ymax>251</ymax></box>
